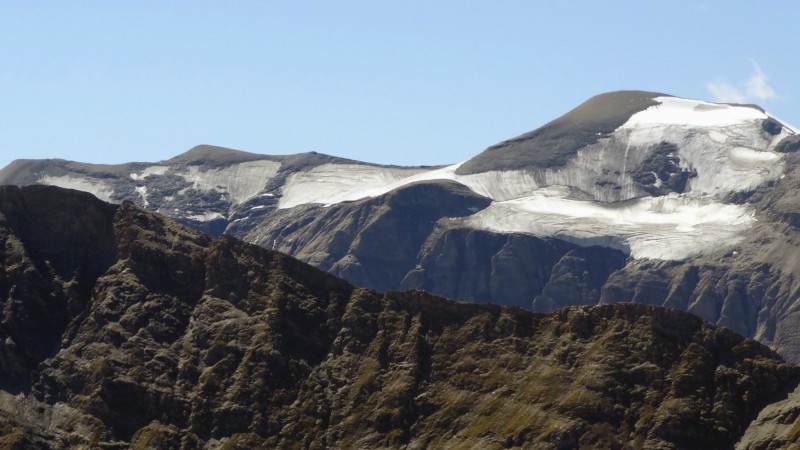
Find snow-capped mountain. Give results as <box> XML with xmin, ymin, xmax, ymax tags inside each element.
<box><xmin>5</xmin><ymin>90</ymin><xmax>800</xmax><ymax>361</ymax></box>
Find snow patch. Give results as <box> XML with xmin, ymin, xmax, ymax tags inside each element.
<box><xmin>708</xmin><ymin>130</ymin><xmax>728</xmax><ymax>143</ymax></box>
<box><xmin>461</xmin><ymin>190</ymin><xmax>753</xmax><ymax>260</ymax></box>
<box><xmin>455</xmin><ymin>169</ymin><xmax>542</xmax><ymax>201</ymax></box>
<box><xmin>729</xmin><ymin>147</ymin><xmax>781</xmax><ymax>163</ymax></box>
<box><xmin>135</xmin><ymin>186</ymin><xmax>149</xmax><ymax>207</ymax></box>
<box><xmin>178</xmin><ymin>160</ymin><xmax>281</xmax><ymax>205</ymax></box>
<box><xmin>186</xmin><ymin>212</ymin><xmax>225</xmax><ymax>222</ymax></box>
<box><xmin>278</xmin><ymin>164</ymin><xmax>440</xmax><ymax>209</ymax></box>
<box><xmin>130</xmin><ymin>165</ymin><xmax>169</xmax><ymax>180</ymax></box>
<box><xmin>39</xmin><ymin>175</ymin><xmax>114</xmax><ymax>203</ymax></box>
<box><xmin>623</xmin><ymin>96</ymin><xmax>767</xmax><ymax>128</ymax></box>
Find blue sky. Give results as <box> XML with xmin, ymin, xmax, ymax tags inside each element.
<box><xmin>1</xmin><ymin>1</ymin><xmax>799</xmax><ymax>169</ymax></box>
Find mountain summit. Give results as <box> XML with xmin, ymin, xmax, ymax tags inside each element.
<box><xmin>4</xmin><ymin>91</ymin><xmax>800</xmax><ymax>362</ymax></box>
<box><xmin>457</xmin><ymin>90</ymin><xmax>666</xmax><ymax>173</ymax></box>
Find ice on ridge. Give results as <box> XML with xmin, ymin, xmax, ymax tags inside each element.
<box><xmin>622</xmin><ymin>96</ymin><xmax>768</xmax><ymax>128</ymax></box>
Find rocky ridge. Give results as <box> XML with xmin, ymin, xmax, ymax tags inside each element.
<box><xmin>0</xmin><ymin>185</ymin><xmax>798</xmax><ymax>449</ymax></box>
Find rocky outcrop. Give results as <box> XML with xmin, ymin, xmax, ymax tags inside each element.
<box><xmin>631</xmin><ymin>141</ymin><xmax>696</xmax><ymax>196</ymax></box>
<box><xmin>774</xmin><ymin>134</ymin><xmax>800</xmax><ymax>153</ymax></box>
<box><xmin>736</xmin><ymin>383</ymin><xmax>800</xmax><ymax>449</ymax></box>
<box><xmin>238</xmin><ymin>180</ymin><xmax>492</xmax><ymax>293</ymax></box>
<box><xmin>0</xmin><ymin>186</ymin><xmax>118</xmax><ymax>387</ymax></box>
<box><xmin>0</xmin><ymin>185</ymin><xmax>798</xmax><ymax>449</ymax></box>
<box><xmin>400</xmin><ymin>227</ymin><xmax>627</xmax><ymax>309</ymax></box>
<box><xmin>599</xmin><ymin>259</ymin><xmax>795</xmax><ymax>357</ymax></box>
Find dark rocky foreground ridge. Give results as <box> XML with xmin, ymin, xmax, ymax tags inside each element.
<box><xmin>0</xmin><ymin>186</ymin><xmax>798</xmax><ymax>449</ymax></box>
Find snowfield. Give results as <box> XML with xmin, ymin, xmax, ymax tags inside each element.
<box><xmin>622</xmin><ymin>96</ymin><xmax>767</xmax><ymax>128</ymax></box>
<box><xmin>460</xmin><ymin>189</ymin><xmax>754</xmax><ymax>260</ymax></box>
<box><xmin>39</xmin><ymin>175</ymin><xmax>114</xmax><ymax>203</ymax></box>
<box><xmin>278</xmin><ymin>164</ymin><xmax>433</xmax><ymax>209</ymax></box>
<box><xmin>135</xmin><ymin>185</ymin><xmax>149</xmax><ymax>207</ymax></box>
<box><xmin>187</xmin><ymin>212</ymin><xmax>225</xmax><ymax>222</ymax></box>
<box><xmin>177</xmin><ymin>160</ymin><xmax>281</xmax><ymax>205</ymax></box>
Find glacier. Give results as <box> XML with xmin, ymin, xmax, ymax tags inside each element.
<box><xmin>271</xmin><ymin>97</ymin><xmax>793</xmax><ymax>261</ymax></box>
<box><xmin>29</xmin><ymin>95</ymin><xmax>796</xmax><ymax>262</ymax></box>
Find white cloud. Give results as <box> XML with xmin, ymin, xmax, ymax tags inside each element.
<box><xmin>707</xmin><ymin>81</ymin><xmax>746</xmax><ymax>103</ymax></box>
<box><xmin>706</xmin><ymin>61</ymin><xmax>778</xmax><ymax>104</ymax></box>
<box><xmin>745</xmin><ymin>62</ymin><xmax>777</xmax><ymax>101</ymax></box>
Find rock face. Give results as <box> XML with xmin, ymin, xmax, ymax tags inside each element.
<box><xmin>236</xmin><ymin>180</ymin><xmax>493</xmax><ymax>293</ymax></box>
<box><xmin>736</xmin><ymin>383</ymin><xmax>800</xmax><ymax>449</ymax></box>
<box><xmin>5</xmin><ymin>91</ymin><xmax>800</xmax><ymax>366</ymax></box>
<box><xmin>400</xmin><ymin>227</ymin><xmax>627</xmax><ymax>310</ymax></box>
<box><xmin>0</xmin><ymin>185</ymin><xmax>798</xmax><ymax>449</ymax></box>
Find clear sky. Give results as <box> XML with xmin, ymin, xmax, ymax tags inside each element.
<box><xmin>1</xmin><ymin>1</ymin><xmax>799</xmax><ymax>169</ymax></box>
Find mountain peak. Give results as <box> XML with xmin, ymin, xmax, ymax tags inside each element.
<box><xmin>455</xmin><ymin>90</ymin><xmax>787</xmax><ymax>177</ymax></box>
<box><xmin>456</xmin><ymin>90</ymin><xmax>668</xmax><ymax>174</ymax></box>
<box><xmin>165</xmin><ymin>144</ymin><xmax>271</xmax><ymax>166</ymax></box>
